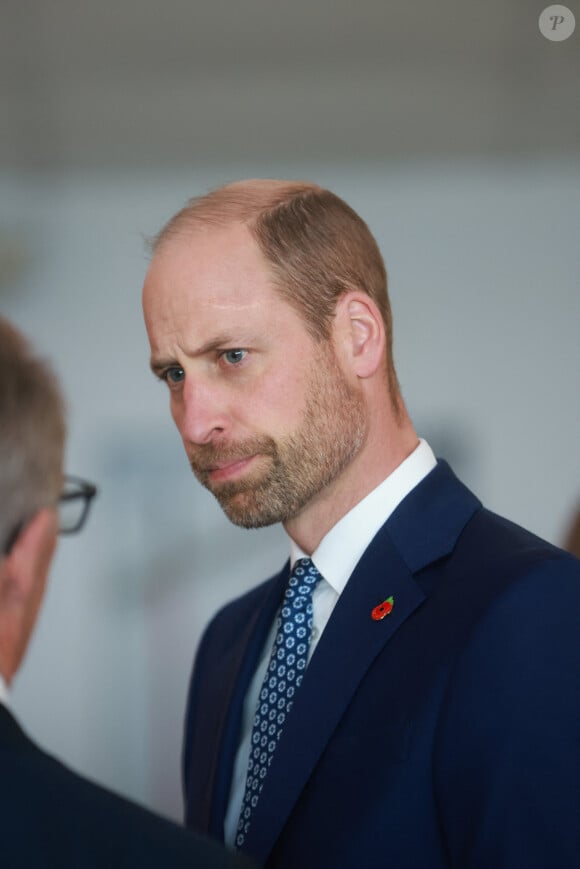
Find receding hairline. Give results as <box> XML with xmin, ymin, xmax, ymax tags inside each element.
<box><xmin>150</xmin><ymin>178</ymin><xmax>325</xmax><ymax>252</ymax></box>
<box><xmin>146</xmin><ymin>177</ymin><xmax>401</xmax><ymax>408</ymax></box>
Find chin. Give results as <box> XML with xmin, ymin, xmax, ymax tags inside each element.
<box><xmin>222</xmin><ymin>505</ymin><xmax>281</xmax><ymax>529</ymax></box>
<box><xmin>217</xmin><ymin>490</ymin><xmax>286</xmax><ymax>529</ymax></box>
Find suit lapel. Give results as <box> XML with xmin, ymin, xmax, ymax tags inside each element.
<box><xmin>242</xmin><ymin>531</ymin><xmax>424</xmax><ymax>861</ymax></box>
<box><xmin>242</xmin><ymin>460</ymin><xmax>481</xmax><ymax>863</ymax></box>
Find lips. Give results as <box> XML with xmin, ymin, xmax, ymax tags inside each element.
<box><xmin>207</xmin><ymin>456</ymin><xmax>253</xmax><ymax>471</ymax></box>
<box><xmin>205</xmin><ymin>455</ymin><xmax>257</xmax><ymax>482</ymax></box>
<box><xmin>189</xmin><ymin>437</ymin><xmax>277</xmax><ymax>486</ymax></box>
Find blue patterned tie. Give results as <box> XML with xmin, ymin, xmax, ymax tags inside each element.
<box><xmin>235</xmin><ymin>557</ymin><xmax>322</xmax><ymax>849</ymax></box>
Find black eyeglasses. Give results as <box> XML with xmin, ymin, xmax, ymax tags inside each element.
<box><xmin>2</xmin><ymin>474</ymin><xmax>98</xmax><ymax>556</ymax></box>
<box><xmin>58</xmin><ymin>475</ymin><xmax>98</xmax><ymax>534</ymax></box>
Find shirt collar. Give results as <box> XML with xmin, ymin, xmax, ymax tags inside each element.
<box><xmin>289</xmin><ymin>439</ymin><xmax>437</xmax><ymax>594</ymax></box>
<box><xmin>0</xmin><ymin>673</ymin><xmax>10</xmax><ymax>707</ymax></box>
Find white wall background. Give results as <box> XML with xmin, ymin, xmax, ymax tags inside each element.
<box><xmin>1</xmin><ymin>158</ymin><xmax>578</xmax><ymax>819</ymax></box>
<box><xmin>0</xmin><ymin>0</ymin><xmax>578</xmax><ymax>826</ymax></box>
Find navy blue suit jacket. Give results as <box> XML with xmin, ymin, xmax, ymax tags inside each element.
<box><xmin>0</xmin><ymin>703</ymin><xmax>252</xmax><ymax>868</ymax></box>
<box><xmin>183</xmin><ymin>461</ymin><xmax>580</xmax><ymax>868</ymax></box>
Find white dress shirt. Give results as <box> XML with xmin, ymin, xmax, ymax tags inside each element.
<box><xmin>0</xmin><ymin>674</ymin><xmax>10</xmax><ymax>708</ymax></box>
<box><xmin>224</xmin><ymin>439</ymin><xmax>437</xmax><ymax>843</ymax></box>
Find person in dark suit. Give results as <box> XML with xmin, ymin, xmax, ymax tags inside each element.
<box><xmin>0</xmin><ymin>316</ymin><xmax>252</xmax><ymax>869</ymax></box>
<box><xmin>142</xmin><ymin>180</ymin><xmax>580</xmax><ymax>868</ymax></box>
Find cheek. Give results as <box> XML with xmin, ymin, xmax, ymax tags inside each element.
<box><xmin>169</xmin><ymin>393</ymin><xmax>186</xmax><ymax>433</ymax></box>
<box><xmin>246</xmin><ymin>369</ymin><xmax>307</xmax><ymax>429</ymax></box>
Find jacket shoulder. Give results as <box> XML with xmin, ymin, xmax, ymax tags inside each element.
<box><xmin>0</xmin><ymin>712</ymin><xmax>240</xmax><ymax>867</ymax></box>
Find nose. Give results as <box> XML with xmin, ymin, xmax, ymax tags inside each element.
<box><xmin>172</xmin><ymin>376</ymin><xmax>228</xmax><ymax>446</ymax></box>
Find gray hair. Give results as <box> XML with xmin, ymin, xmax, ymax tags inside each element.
<box><xmin>0</xmin><ymin>317</ymin><xmax>66</xmax><ymax>553</ymax></box>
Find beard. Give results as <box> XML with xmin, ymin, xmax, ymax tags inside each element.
<box><xmin>187</xmin><ymin>345</ymin><xmax>366</xmax><ymax>528</ymax></box>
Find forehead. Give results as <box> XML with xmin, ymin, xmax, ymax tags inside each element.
<box><xmin>142</xmin><ymin>221</ymin><xmax>310</xmax><ymax>355</ymax></box>
<box><xmin>143</xmin><ymin>222</ymin><xmax>275</xmax><ymax>317</ymax></box>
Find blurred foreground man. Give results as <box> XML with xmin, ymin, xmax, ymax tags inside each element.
<box><xmin>0</xmin><ymin>316</ymin><xmax>252</xmax><ymax>869</ymax></box>
<box><xmin>143</xmin><ymin>181</ymin><xmax>580</xmax><ymax>869</ymax></box>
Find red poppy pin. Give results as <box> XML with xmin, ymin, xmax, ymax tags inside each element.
<box><xmin>371</xmin><ymin>596</ymin><xmax>394</xmax><ymax>621</ymax></box>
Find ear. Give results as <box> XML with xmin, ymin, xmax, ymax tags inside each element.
<box><xmin>0</xmin><ymin>508</ymin><xmax>57</xmax><ymax>682</ymax></box>
<box><xmin>333</xmin><ymin>291</ymin><xmax>386</xmax><ymax>379</ymax></box>
<box><xmin>2</xmin><ymin>509</ymin><xmax>57</xmax><ymax>605</ymax></box>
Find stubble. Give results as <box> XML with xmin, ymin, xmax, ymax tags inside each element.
<box><xmin>188</xmin><ymin>345</ymin><xmax>366</xmax><ymax>527</ymax></box>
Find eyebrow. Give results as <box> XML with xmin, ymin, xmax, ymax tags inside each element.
<box><xmin>149</xmin><ymin>332</ymin><xmax>241</xmax><ymax>375</ymax></box>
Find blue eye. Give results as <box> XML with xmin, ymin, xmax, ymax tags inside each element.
<box><xmin>223</xmin><ymin>349</ymin><xmax>247</xmax><ymax>365</ymax></box>
<box><xmin>165</xmin><ymin>366</ymin><xmax>185</xmax><ymax>383</ymax></box>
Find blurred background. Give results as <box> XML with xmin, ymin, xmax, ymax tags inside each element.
<box><xmin>1</xmin><ymin>0</ymin><xmax>579</xmax><ymax>821</ymax></box>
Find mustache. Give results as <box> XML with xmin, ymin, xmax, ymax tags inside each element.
<box><xmin>188</xmin><ymin>436</ymin><xmax>277</xmax><ymax>473</ymax></box>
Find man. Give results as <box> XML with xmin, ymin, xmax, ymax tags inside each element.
<box><xmin>0</xmin><ymin>316</ymin><xmax>252</xmax><ymax>868</ymax></box>
<box><xmin>142</xmin><ymin>180</ymin><xmax>580</xmax><ymax>868</ymax></box>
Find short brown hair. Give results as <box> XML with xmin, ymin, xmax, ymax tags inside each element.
<box><xmin>0</xmin><ymin>318</ymin><xmax>66</xmax><ymax>552</ymax></box>
<box><xmin>153</xmin><ymin>180</ymin><xmax>399</xmax><ymax>401</ymax></box>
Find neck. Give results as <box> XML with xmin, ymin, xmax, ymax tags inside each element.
<box><xmin>284</xmin><ymin>405</ymin><xmax>418</xmax><ymax>554</ymax></box>
<box><xmin>0</xmin><ymin>638</ymin><xmax>15</xmax><ymax>687</ymax></box>
<box><xmin>0</xmin><ymin>607</ymin><xmax>21</xmax><ymax>688</ymax></box>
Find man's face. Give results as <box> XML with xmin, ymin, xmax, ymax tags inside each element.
<box><xmin>143</xmin><ymin>223</ymin><xmax>366</xmax><ymax>528</ymax></box>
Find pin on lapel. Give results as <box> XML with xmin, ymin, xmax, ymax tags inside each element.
<box><xmin>371</xmin><ymin>596</ymin><xmax>394</xmax><ymax>621</ymax></box>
